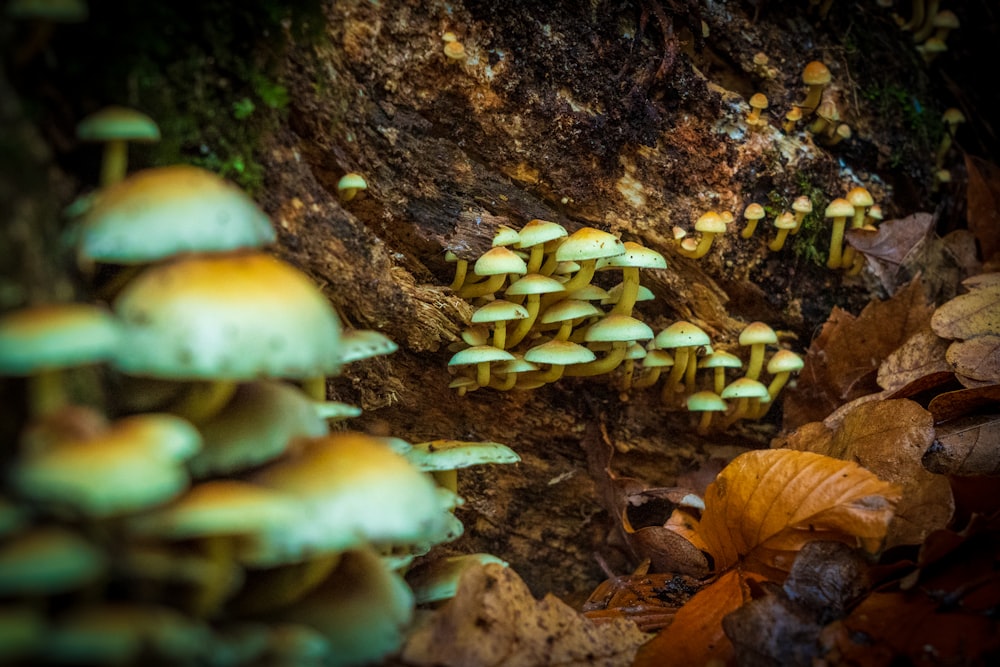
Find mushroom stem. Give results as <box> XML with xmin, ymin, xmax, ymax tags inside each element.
<box><xmin>475</xmin><ymin>362</ymin><xmax>493</xmax><ymax>388</ymax></box>
<box><xmin>505</xmin><ymin>295</ymin><xmax>541</xmax><ymax>348</ymax></box>
<box><xmin>745</xmin><ymin>345</ymin><xmax>767</xmax><ymax>381</ymax></box>
<box><xmin>609</xmin><ymin>268</ymin><xmax>640</xmax><ymax>316</ymax></box>
<box><xmin>661</xmin><ymin>347</ymin><xmax>690</xmax><ymax>399</ymax></box>
<box><xmin>432</xmin><ymin>469</ymin><xmax>459</xmax><ymax>493</ymax></box>
<box><xmin>633</xmin><ymin>366</ymin><xmax>663</xmax><ymax>389</ymax></box>
<box><xmin>302</xmin><ymin>376</ymin><xmax>327</xmax><ymax>402</ymax></box>
<box><xmin>562</xmin><ymin>343</ymin><xmax>627</xmax><ymax>377</ymax></box>
<box><xmin>683</xmin><ymin>351</ymin><xmax>700</xmax><ymax>393</ymax></box>
<box><xmin>677</xmin><ymin>234</ymin><xmax>716</xmax><ymax>259</ymax></box>
<box><xmin>826</xmin><ymin>217</ymin><xmax>847</xmax><ymax>269</ymax></box>
<box><xmin>755</xmin><ymin>372</ymin><xmax>793</xmax><ymax>418</ymax></box>
<box><xmin>553</xmin><ymin>259</ymin><xmax>598</xmax><ymax>295</ymax></box>
<box><xmin>458</xmin><ymin>274</ymin><xmax>506</xmax><ymax>299</ymax></box>
<box><xmin>530</xmin><ymin>363</ymin><xmax>567</xmax><ymax>384</ymax></box>
<box><xmin>448</xmin><ymin>258</ymin><xmax>469</xmax><ymax>292</ymax></box>
<box><xmin>696</xmin><ymin>410</ymin><xmax>715</xmax><ymax>436</ymax></box>
<box><xmin>768</xmin><ymin>227</ymin><xmax>792</xmax><ymax>252</ymax></box>
<box><xmin>167</xmin><ymin>380</ymin><xmax>238</xmax><ymax>423</ymax></box>
<box><xmin>492</xmin><ymin>322</ymin><xmax>509</xmax><ymax>351</ymax></box>
<box><xmin>100</xmin><ymin>139</ymin><xmax>129</xmax><ymax>186</ymax></box>
<box><xmin>723</xmin><ymin>397</ymin><xmax>752</xmax><ymax>428</ymax></box>
<box><xmin>741</xmin><ymin>219</ymin><xmax>760</xmax><ymax>239</ymax></box>
<box><xmin>27</xmin><ymin>369</ymin><xmax>69</xmax><ymax>419</ymax></box>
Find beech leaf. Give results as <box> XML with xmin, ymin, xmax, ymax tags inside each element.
<box><xmin>930</xmin><ymin>279</ymin><xmax>1000</xmax><ymax>340</ymax></box>
<box><xmin>694</xmin><ymin>449</ymin><xmax>900</xmax><ymax>577</ymax></box>
<box><xmin>945</xmin><ymin>335</ymin><xmax>1000</xmax><ymax>383</ymax></box>
<box><xmin>877</xmin><ymin>327</ymin><xmax>953</xmax><ymax>394</ymax></box>
<box><xmin>401</xmin><ymin>563</ymin><xmax>647</xmax><ymax>667</ymax></box>
<box><xmin>928</xmin><ymin>384</ymin><xmax>1000</xmax><ymax>422</ymax></box>
<box><xmin>924</xmin><ymin>413</ymin><xmax>1000</xmax><ymax>475</ymax></box>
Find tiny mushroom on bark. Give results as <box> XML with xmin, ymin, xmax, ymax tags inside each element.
<box><xmin>470</xmin><ymin>299</ymin><xmax>529</xmax><ymax>350</ymax></box>
<box><xmin>936</xmin><ymin>107</ymin><xmax>965</xmax><ymax>169</ymax></box>
<box><xmin>677</xmin><ymin>211</ymin><xmax>727</xmax><ymax>259</ymax></box>
<box><xmin>698</xmin><ymin>350</ymin><xmax>743</xmax><ymax>395</ymax></box>
<box><xmin>721</xmin><ymin>377</ymin><xmax>770</xmax><ymax>427</ymax></box>
<box><xmin>824</xmin><ymin>198</ymin><xmax>855</xmax><ymax>269</ymax></box>
<box><xmin>687</xmin><ymin>391</ymin><xmax>727</xmax><ymax>436</ymax></box>
<box><xmin>741</xmin><ymin>203</ymin><xmax>766</xmax><ymax>239</ymax></box>
<box><xmin>768</xmin><ymin>211</ymin><xmax>798</xmax><ymax>251</ymax></box>
<box><xmin>75</xmin><ymin>106</ymin><xmax>160</xmax><ymax>187</ymax></box>
<box><xmin>336</xmin><ymin>173</ymin><xmax>368</xmax><ymax>202</ymax></box>
<box><xmin>654</xmin><ymin>321</ymin><xmax>712</xmax><ymax>397</ymax></box>
<box><xmin>516</xmin><ymin>219</ymin><xmax>567</xmax><ymax>274</ymax></box>
<box><xmin>783</xmin><ymin>106</ymin><xmax>802</xmax><ymax>132</ymax></box>
<box><xmin>791</xmin><ymin>195</ymin><xmax>812</xmax><ymax>234</ymax></box>
<box><xmin>448</xmin><ymin>345</ymin><xmax>515</xmax><ymax>388</ymax></box>
<box><xmin>841</xmin><ymin>186</ymin><xmax>874</xmax><ymax>269</ymax></box>
<box><xmin>632</xmin><ymin>349</ymin><xmax>674</xmax><ymax>389</ymax></box>
<box><xmin>739</xmin><ymin>321</ymin><xmax>778</xmax><ymax>380</ymax></box>
<box><xmin>747</xmin><ymin>93</ymin><xmax>768</xmax><ymax>127</ymax></box>
<box><xmin>552</xmin><ymin>226</ymin><xmax>626</xmax><ymax>294</ymax></box>
<box><xmin>800</xmin><ymin>61</ymin><xmax>832</xmax><ymax>115</ymax></box>
<box><xmin>457</xmin><ymin>246</ymin><xmax>527</xmax><ymax>299</ymax></box>
<box><xmin>595</xmin><ymin>241</ymin><xmax>666</xmax><ymax>316</ymax></box>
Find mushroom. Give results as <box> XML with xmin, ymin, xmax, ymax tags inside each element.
<box><xmin>840</xmin><ymin>186</ymin><xmax>874</xmax><ymax>269</ymax></box>
<box><xmin>783</xmin><ymin>106</ymin><xmax>802</xmax><ymax>133</ymax></box>
<box><xmin>791</xmin><ymin>195</ymin><xmax>813</xmax><ymax>235</ymax></box>
<box><xmin>698</xmin><ymin>350</ymin><xmax>743</xmax><ymax>394</ymax></box>
<box><xmin>768</xmin><ymin>211</ymin><xmax>798</xmax><ymax>251</ymax></box>
<box><xmin>503</xmin><ymin>273</ymin><xmax>565</xmax><ymax>348</ymax></box>
<box><xmin>405</xmin><ymin>553</ymin><xmax>509</xmax><ymax>605</ymax></box>
<box><xmin>747</xmin><ymin>92</ymin><xmax>768</xmax><ymax>128</ymax></box>
<box><xmin>677</xmin><ymin>211</ymin><xmax>727</xmax><ymax>259</ymax></box>
<box><xmin>720</xmin><ymin>377</ymin><xmax>770</xmax><ymax>427</ymax></box>
<box><xmin>755</xmin><ymin>349</ymin><xmax>804</xmax><ymax>417</ymax></box>
<box><xmin>516</xmin><ymin>219</ymin><xmax>567</xmax><ymax>273</ymax></box>
<box><xmin>739</xmin><ymin>321</ymin><xmax>778</xmax><ymax>380</ymax></box>
<box><xmin>741</xmin><ymin>203</ymin><xmax>766</xmax><ymax>239</ymax></box>
<box><xmin>687</xmin><ymin>391</ymin><xmax>727</xmax><ymax>436</ymax></box>
<box><xmin>653</xmin><ymin>321</ymin><xmax>711</xmax><ymax>397</ymax></box>
<box><xmin>632</xmin><ymin>349</ymin><xmax>674</xmax><ymax>389</ymax></box>
<box><xmin>563</xmin><ymin>314</ymin><xmax>654</xmax><ymax>377</ymax></box>
<box><xmin>551</xmin><ymin>226</ymin><xmax>626</xmax><ymax>295</ymax></box>
<box><xmin>488</xmin><ymin>355</ymin><xmax>539</xmax><ymax>391</ymax></box>
<box><xmin>824</xmin><ymin>198</ymin><xmax>855</xmax><ymax>269</ymax></box>
<box><xmin>537</xmin><ymin>298</ymin><xmax>602</xmax><ymax>341</ymax></box>
<box><xmin>523</xmin><ymin>339</ymin><xmax>596</xmax><ymax>383</ymax></box>
<box><xmin>0</xmin><ymin>526</ymin><xmax>106</xmax><ymax>597</ymax></box>
<box><xmin>799</xmin><ymin>61</ymin><xmax>831</xmax><ymax>115</ymax></box>
<box><xmin>404</xmin><ymin>439</ymin><xmax>520</xmax><ymax>492</ymax></box>
<box><xmin>448</xmin><ymin>345</ymin><xmax>515</xmax><ymax>388</ymax></box>
<box><xmin>935</xmin><ymin>107</ymin><xmax>965</xmax><ymax>170</ymax></box>
<box><xmin>76</xmin><ymin>106</ymin><xmax>160</xmax><ymax>186</ymax></box>
<box><xmin>337</xmin><ymin>172</ymin><xmax>368</xmax><ymax>202</ymax></box>
<box><xmin>443</xmin><ymin>40</ymin><xmax>466</xmax><ymax>61</ymax></box>
<box><xmin>595</xmin><ymin>241</ymin><xmax>666</xmax><ymax>316</ymax></box>
<box><xmin>457</xmin><ymin>247</ymin><xmax>527</xmax><ymax>299</ymax></box>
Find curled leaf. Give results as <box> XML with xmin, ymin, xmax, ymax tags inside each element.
<box><xmin>924</xmin><ymin>413</ymin><xmax>1000</xmax><ymax>475</ymax></box>
<box><xmin>946</xmin><ymin>335</ymin><xmax>1000</xmax><ymax>384</ymax></box>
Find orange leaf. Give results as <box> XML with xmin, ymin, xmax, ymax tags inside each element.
<box><xmin>695</xmin><ymin>449</ymin><xmax>901</xmax><ymax>577</ymax></box>
<box><xmin>633</xmin><ymin>569</ymin><xmax>750</xmax><ymax>667</ymax></box>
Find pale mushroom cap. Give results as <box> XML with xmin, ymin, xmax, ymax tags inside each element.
<box><xmin>942</xmin><ymin>107</ymin><xmax>966</xmax><ymax>125</ymax></box>
<box><xmin>77</xmin><ymin>165</ymin><xmax>276</xmax><ymax>264</ymax></box>
<box><xmin>406</xmin><ymin>553</ymin><xmax>509</xmax><ymax>605</ymax></box>
<box><xmin>491</xmin><ymin>225</ymin><xmax>521</xmax><ymax>247</ymax></box>
<box><xmin>642</xmin><ymin>349</ymin><xmax>674</xmax><ymax>367</ymax></box>
<box><xmin>694</xmin><ymin>211</ymin><xmax>727</xmax><ymax>233</ymax></box>
<box><xmin>598</xmin><ymin>241</ymin><xmax>667</xmax><ymax>269</ymax></box>
<box><xmin>699</xmin><ymin>350</ymin><xmax>743</xmax><ymax>369</ymax></box>
<box><xmin>405</xmin><ymin>440</ymin><xmax>520</xmax><ymax>471</ymax></box>
<box><xmin>0</xmin><ymin>527</ymin><xmax>106</xmax><ymax>596</ymax></box>
<box><xmin>448</xmin><ymin>345</ymin><xmax>515</xmax><ymax>367</ymax></box>
<box><xmin>337</xmin><ymin>173</ymin><xmax>368</xmax><ymax>192</ymax></box>
<box><xmin>524</xmin><ymin>339</ymin><xmax>596</xmax><ymax>365</ymax></box>
<box><xmin>472</xmin><ymin>247</ymin><xmax>527</xmax><ymax>277</ymax></box>
<box><xmin>766</xmin><ymin>349</ymin><xmax>804</xmax><ymax>374</ymax></box>
<box><xmin>0</xmin><ymin>303</ymin><xmax>120</xmax><ymax>375</ymax></box>
<box><xmin>253</xmin><ymin>433</ymin><xmax>447</xmax><ymax>552</ymax></box>
<box><xmin>495</xmin><ymin>356</ymin><xmax>538</xmax><ymax>374</ymax></box>
<box><xmin>743</xmin><ymin>203</ymin><xmax>765</xmax><ymax>220</ymax></box>
<box><xmin>583</xmin><ymin>314</ymin><xmax>654</xmax><ymax>343</ymax></box>
<box><xmin>567</xmin><ymin>284</ymin><xmax>612</xmax><ymax>301</ymax></box>
<box><xmin>189</xmin><ymin>380</ymin><xmax>329</xmax><ymax>478</ymax></box>
<box><xmin>824</xmin><ymin>198</ymin><xmax>855</xmax><ymax>218</ymax></box>
<box><xmin>516</xmin><ymin>219</ymin><xmax>567</xmax><ymax>247</ymax></box>
<box><xmin>792</xmin><ymin>196</ymin><xmax>813</xmax><ymax>213</ymax></box>
<box><xmin>602</xmin><ymin>282</ymin><xmax>654</xmax><ymax>304</ymax></box>
<box><xmin>654</xmin><ymin>321</ymin><xmax>711</xmax><ymax>349</ymax></box>
<box><xmin>720</xmin><ymin>377</ymin><xmax>770</xmax><ymax>399</ymax></box>
<box><xmin>802</xmin><ymin>60</ymin><xmax>831</xmax><ymax>85</ymax></box>
<box><xmin>687</xmin><ymin>391</ymin><xmax>727</xmax><ymax>412</ymax></box>
<box><xmin>554</xmin><ymin>227</ymin><xmax>625</xmax><ymax>262</ymax></box>
<box><xmin>113</xmin><ymin>252</ymin><xmax>344</xmax><ymax>380</ymax></box>
<box><xmin>846</xmin><ymin>186</ymin><xmax>874</xmax><ymax>209</ymax></box>
<box><xmin>739</xmin><ymin>321</ymin><xmax>778</xmax><ymax>346</ymax></box>
<box><xmin>76</xmin><ymin>106</ymin><xmax>161</xmax><ymax>143</ymax></box>
<box><xmin>867</xmin><ymin>205</ymin><xmax>884</xmax><ymax>221</ymax></box>
<box><xmin>11</xmin><ymin>413</ymin><xmax>200</xmax><ymax>517</ymax></box>
<box><xmin>505</xmin><ymin>273</ymin><xmax>565</xmax><ymax>296</ymax></box>
<box><xmin>749</xmin><ymin>93</ymin><xmax>768</xmax><ymax>109</ymax></box>
<box><xmin>539</xmin><ymin>298</ymin><xmax>601</xmax><ymax>324</ymax></box>
<box><xmin>470</xmin><ymin>300</ymin><xmax>529</xmax><ymax>324</ymax></box>
<box><xmin>338</xmin><ymin>329</ymin><xmax>398</xmax><ymax>364</ymax></box>
<box><xmin>785</xmin><ymin>107</ymin><xmax>802</xmax><ymax>121</ymax></box>
<box><xmin>773</xmin><ymin>212</ymin><xmax>797</xmax><ymax>229</ymax></box>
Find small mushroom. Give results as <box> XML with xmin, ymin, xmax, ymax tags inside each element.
<box><xmin>76</xmin><ymin>106</ymin><xmax>160</xmax><ymax>186</ymax></box>
<box><xmin>799</xmin><ymin>61</ymin><xmax>831</xmax><ymax>115</ymax></box>
<box><xmin>824</xmin><ymin>198</ymin><xmax>855</xmax><ymax>269</ymax></box>
<box><xmin>791</xmin><ymin>195</ymin><xmax>813</xmax><ymax>235</ymax></box>
<box><xmin>741</xmin><ymin>203</ymin><xmax>766</xmax><ymax>239</ymax></box>
<box><xmin>337</xmin><ymin>173</ymin><xmax>368</xmax><ymax>202</ymax></box>
<box><xmin>677</xmin><ymin>211</ymin><xmax>727</xmax><ymax>259</ymax></box>
<box><xmin>687</xmin><ymin>391</ymin><xmax>727</xmax><ymax>435</ymax></box>
<box><xmin>768</xmin><ymin>211</ymin><xmax>798</xmax><ymax>251</ymax></box>
<box><xmin>738</xmin><ymin>321</ymin><xmax>778</xmax><ymax>380</ymax></box>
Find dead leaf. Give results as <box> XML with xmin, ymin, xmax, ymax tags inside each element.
<box><xmin>401</xmin><ymin>563</ymin><xmax>647</xmax><ymax>667</ymax></box>
<box><xmin>632</xmin><ymin>569</ymin><xmax>750</xmax><ymax>667</ymax></box>
<box><xmin>946</xmin><ymin>335</ymin><xmax>1000</xmax><ymax>383</ymax></box>
<box><xmin>928</xmin><ymin>384</ymin><xmax>1000</xmax><ymax>422</ymax></box>
<box><xmin>965</xmin><ymin>154</ymin><xmax>1000</xmax><ymax>262</ymax></box>
<box><xmin>923</xmin><ymin>413</ymin><xmax>1000</xmax><ymax>475</ymax></box>
<box><xmin>930</xmin><ymin>280</ymin><xmax>1000</xmax><ymax>340</ymax></box>
<box><xmin>941</xmin><ymin>229</ymin><xmax>982</xmax><ymax>279</ymax></box>
<box><xmin>846</xmin><ymin>213</ymin><xmax>933</xmax><ymax>265</ymax></box>
<box><xmin>582</xmin><ymin>569</ymin><xmax>701</xmax><ymax>632</ymax></box>
<box><xmin>876</xmin><ymin>327</ymin><xmax>953</xmax><ymax>394</ymax></box>
<box><xmin>792</xmin><ymin>399</ymin><xmax>953</xmax><ymax>548</ymax></box>
<box><xmin>694</xmin><ymin>449</ymin><xmax>900</xmax><ymax>577</ymax></box>
<box><xmin>784</xmin><ymin>277</ymin><xmax>934</xmax><ymax>430</ymax></box>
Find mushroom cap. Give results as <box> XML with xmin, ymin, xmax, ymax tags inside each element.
<box><xmin>524</xmin><ymin>339</ymin><xmax>596</xmax><ymax>365</ymax></box>
<box><xmin>846</xmin><ymin>186</ymin><xmax>874</xmax><ymax>209</ymax></box>
<box><xmin>824</xmin><ymin>198</ymin><xmax>855</xmax><ymax>218</ymax></box>
<box><xmin>0</xmin><ymin>527</ymin><xmax>106</xmax><ymax>596</ymax></box>
<box><xmin>77</xmin><ymin>165</ymin><xmax>276</xmax><ymax>264</ymax></box>
<box><xmin>505</xmin><ymin>273</ymin><xmax>565</xmax><ymax>297</ymax></box>
<box><xmin>495</xmin><ymin>355</ymin><xmax>538</xmax><ymax>375</ymax></box>
<box><xmin>932</xmin><ymin>10</ymin><xmax>959</xmax><ymax>29</ymax></box>
<box><xmin>337</xmin><ymin>173</ymin><xmax>368</xmax><ymax>192</ymax></box>
<box><xmin>597</xmin><ymin>241</ymin><xmax>667</xmax><ymax>270</ymax></box>
<box><xmin>337</xmin><ymin>329</ymin><xmax>398</xmax><ymax>364</ymax></box>
<box><xmin>642</xmin><ymin>349</ymin><xmax>674</xmax><ymax>367</ymax></box>
<box><xmin>472</xmin><ymin>246</ymin><xmax>527</xmax><ymax>277</ymax></box>
<box><xmin>687</xmin><ymin>391</ymin><xmax>727</xmax><ymax>412</ymax></box>
<box><xmin>252</xmin><ymin>433</ymin><xmax>448</xmax><ymax>554</ymax></box>
<box><xmin>405</xmin><ymin>440</ymin><xmax>520</xmax><ymax>471</ymax></box>
<box><xmin>720</xmin><ymin>377</ymin><xmax>770</xmax><ymax>399</ymax></box>
<box><xmin>654</xmin><ymin>321</ymin><xmax>711</xmax><ymax>349</ymax></box>
<box><xmin>189</xmin><ymin>381</ymin><xmax>329</xmax><ymax>478</ymax></box>
<box><xmin>785</xmin><ymin>107</ymin><xmax>802</xmax><ymax>122</ymax></box>
<box><xmin>539</xmin><ymin>298</ymin><xmax>602</xmax><ymax>324</ymax></box>
<box><xmin>699</xmin><ymin>350</ymin><xmax>743</xmax><ymax>369</ymax></box>
<box><xmin>792</xmin><ymin>196</ymin><xmax>813</xmax><ymax>213</ymax></box>
<box><xmin>448</xmin><ymin>345</ymin><xmax>515</xmax><ymax>367</ymax></box>
<box><xmin>942</xmin><ymin>107</ymin><xmax>966</xmax><ymax>125</ymax></box>
<box><xmin>113</xmin><ymin>252</ymin><xmax>344</xmax><ymax>380</ymax></box>
<box><xmin>567</xmin><ymin>284</ymin><xmax>611</xmax><ymax>301</ymax></box>
<box><xmin>920</xmin><ymin>37</ymin><xmax>948</xmax><ymax>54</ymax></box>
<box><xmin>0</xmin><ymin>303</ymin><xmax>120</xmax><ymax>375</ymax></box>
<box><xmin>749</xmin><ymin>93</ymin><xmax>768</xmax><ymax>109</ymax></box>
<box><xmin>554</xmin><ymin>227</ymin><xmax>625</xmax><ymax>262</ymax></box>
<box><xmin>516</xmin><ymin>219</ymin><xmax>567</xmax><ymax>247</ymax></box>
<box><xmin>766</xmin><ymin>349</ymin><xmax>804</xmax><ymax>374</ymax></box>
<box><xmin>773</xmin><ymin>212</ymin><xmax>797</xmax><ymax>230</ymax></box>
<box><xmin>694</xmin><ymin>211</ymin><xmax>727</xmax><ymax>234</ymax></box>
<box><xmin>866</xmin><ymin>205</ymin><xmax>884</xmax><ymax>222</ymax></box>
<box><xmin>802</xmin><ymin>60</ymin><xmax>831</xmax><ymax>85</ymax></box>
<box><xmin>583</xmin><ymin>314</ymin><xmax>654</xmax><ymax>343</ymax></box>
<box><xmin>11</xmin><ymin>413</ymin><xmax>200</xmax><ymax>518</ymax></box>
<box><xmin>491</xmin><ymin>225</ymin><xmax>521</xmax><ymax>247</ymax></box>
<box><xmin>443</xmin><ymin>41</ymin><xmax>466</xmax><ymax>60</ymax></box>
<box><xmin>602</xmin><ymin>282</ymin><xmax>654</xmax><ymax>305</ymax></box>
<box><xmin>743</xmin><ymin>203</ymin><xmax>765</xmax><ymax>221</ymax></box>
<box><xmin>76</xmin><ymin>106</ymin><xmax>160</xmax><ymax>143</ymax></box>
<box><xmin>739</xmin><ymin>321</ymin><xmax>778</xmax><ymax>346</ymax></box>
<box><xmin>470</xmin><ymin>299</ymin><xmax>529</xmax><ymax>324</ymax></box>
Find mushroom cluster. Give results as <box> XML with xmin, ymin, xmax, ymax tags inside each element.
<box><xmin>446</xmin><ymin>221</ymin><xmax>667</xmax><ymax>392</ymax></box>
<box><xmin>1</xmin><ymin>144</ymin><xmax>518</xmax><ymax>664</ymax></box>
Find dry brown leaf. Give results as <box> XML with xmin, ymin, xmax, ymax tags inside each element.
<box><xmin>946</xmin><ymin>335</ymin><xmax>1000</xmax><ymax>383</ymax></box>
<box><xmin>784</xmin><ymin>277</ymin><xmax>934</xmax><ymax>430</ymax></box>
<box><xmin>632</xmin><ymin>569</ymin><xmax>750</xmax><ymax>667</ymax></box>
<box><xmin>401</xmin><ymin>563</ymin><xmax>647</xmax><ymax>667</ymax></box>
<box><xmin>965</xmin><ymin>154</ymin><xmax>1000</xmax><ymax>262</ymax></box>
<box><xmin>846</xmin><ymin>212</ymin><xmax>933</xmax><ymax>265</ymax></box>
<box><xmin>924</xmin><ymin>413</ymin><xmax>1000</xmax><ymax>475</ymax></box>
<box><xmin>930</xmin><ymin>282</ymin><xmax>1000</xmax><ymax>340</ymax></box>
<box><xmin>876</xmin><ymin>327</ymin><xmax>953</xmax><ymax>394</ymax></box>
<box><xmin>798</xmin><ymin>399</ymin><xmax>953</xmax><ymax>548</ymax></box>
<box><xmin>928</xmin><ymin>384</ymin><xmax>1000</xmax><ymax>422</ymax></box>
<box><xmin>695</xmin><ymin>449</ymin><xmax>900</xmax><ymax>577</ymax></box>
